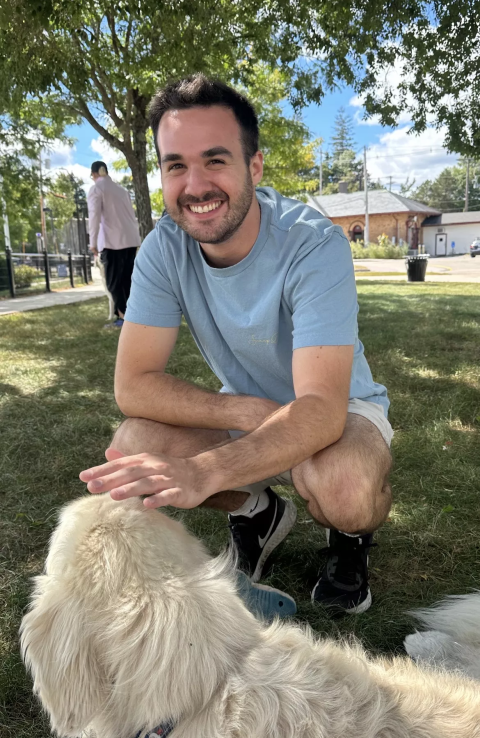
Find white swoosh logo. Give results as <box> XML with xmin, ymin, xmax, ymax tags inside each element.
<box><xmin>258</xmin><ymin>499</ymin><xmax>277</xmax><ymax>548</ymax></box>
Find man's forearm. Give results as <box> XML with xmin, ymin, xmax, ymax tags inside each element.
<box><xmin>116</xmin><ymin>370</ymin><xmax>280</xmax><ymax>432</ymax></box>
<box><xmin>194</xmin><ymin>394</ymin><xmax>347</xmax><ymax>494</ymax></box>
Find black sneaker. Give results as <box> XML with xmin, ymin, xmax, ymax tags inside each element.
<box><xmin>311</xmin><ymin>530</ymin><xmax>377</xmax><ymax>615</ymax></box>
<box><xmin>228</xmin><ymin>487</ymin><xmax>297</xmax><ymax>583</ymax></box>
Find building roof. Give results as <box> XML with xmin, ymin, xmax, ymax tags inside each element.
<box><xmin>306</xmin><ymin>190</ymin><xmax>441</xmax><ymax>218</ymax></box>
<box><xmin>422</xmin><ymin>211</ymin><xmax>480</xmax><ymax>227</ymax></box>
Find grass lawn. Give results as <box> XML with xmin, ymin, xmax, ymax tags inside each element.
<box><xmin>1</xmin><ymin>282</ymin><xmax>480</xmax><ymax>737</ymax></box>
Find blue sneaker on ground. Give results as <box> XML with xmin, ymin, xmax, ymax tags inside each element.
<box><xmin>236</xmin><ymin>570</ymin><xmax>297</xmax><ymax>621</ymax></box>
<box><xmin>104</xmin><ymin>318</ymin><xmax>124</xmax><ymax>329</ymax></box>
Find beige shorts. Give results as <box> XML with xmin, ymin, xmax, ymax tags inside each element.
<box><xmin>228</xmin><ymin>398</ymin><xmax>393</xmax><ymax>487</ymax></box>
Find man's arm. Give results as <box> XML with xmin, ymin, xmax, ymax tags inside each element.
<box><xmin>194</xmin><ymin>344</ymin><xmax>354</xmax><ymax>493</ymax></box>
<box><xmin>87</xmin><ymin>186</ymin><xmax>102</xmax><ymax>252</ymax></box>
<box><xmin>115</xmin><ymin>321</ymin><xmax>280</xmax><ymax>432</ymax></box>
<box><xmin>81</xmin><ymin>343</ymin><xmax>354</xmax><ymax>508</ymax></box>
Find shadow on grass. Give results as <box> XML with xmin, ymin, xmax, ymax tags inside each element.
<box><xmin>1</xmin><ymin>286</ymin><xmax>480</xmax><ymax>736</ymax></box>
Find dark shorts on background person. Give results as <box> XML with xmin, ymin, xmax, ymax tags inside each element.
<box><xmin>100</xmin><ymin>247</ymin><xmax>137</xmax><ymax>317</ymax></box>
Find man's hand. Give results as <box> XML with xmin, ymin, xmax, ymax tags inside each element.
<box><xmin>79</xmin><ymin>448</ymin><xmax>214</xmax><ymax>509</ymax></box>
<box><xmin>90</xmin><ymin>246</ymin><xmax>99</xmax><ymax>257</ymax></box>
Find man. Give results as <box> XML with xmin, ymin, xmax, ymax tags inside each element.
<box><xmin>80</xmin><ymin>75</ymin><xmax>393</xmax><ymax>615</ymax></box>
<box><xmin>87</xmin><ymin>161</ymin><xmax>141</xmax><ymax>328</ymax></box>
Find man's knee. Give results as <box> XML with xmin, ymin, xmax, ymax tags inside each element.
<box><xmin>296</xmin><ymin>464</ymin><xmax>390</xmax><ymax>533</ymax></box>
<box><xmin>111</xmin><ymin>417</ymin><xmax>170</xmax><ymax>455</ymax></box>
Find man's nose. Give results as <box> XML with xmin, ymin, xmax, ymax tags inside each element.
<box><xmin>183</xmin><ymin>165</ymin><xmax>213</xmax><ymax>198</ymax></box>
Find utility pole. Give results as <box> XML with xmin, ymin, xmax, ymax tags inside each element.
<box><xmin>389</xmin><ymin>175</ymin><xmax>393</xmax><ymax>192</ymax></box>
<box><xmin>319</xmin><ymin>147</ymin><xmax>323</xmax><ymax>196</ymax></box>
<box><xmin>0</xmin><ymin>174</ymin><xmax>11</xmax><ymax>250</ymax></box>
<box><xmin>38</xmin><ymin>152</ymin><xmax>47</xmax><ymax>247</ymax></box>
<box><xmin>363</xmin><ymin>146</ymin><xmax>369</xmax><ymax>246</ymax></box>
<box><xmin>465</xmin><ymin>158</ymin><xmax>470</xmax><ymax>212</ymax></box>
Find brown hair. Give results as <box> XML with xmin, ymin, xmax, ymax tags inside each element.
<box><xmin>148</xmin><ymin>74</ymin><xmax>259</xmax><ymax>165</ymax></box>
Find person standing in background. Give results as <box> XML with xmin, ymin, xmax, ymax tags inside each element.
<box><xmin>87</xmin><ymin>161</ymin><xmax>141</xmax><ymax>328</ymax></box>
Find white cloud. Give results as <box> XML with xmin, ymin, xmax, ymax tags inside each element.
<box><xmin>90</xmin><ymin>136</ymin><xmax>120</xmax><ymax>168</ymax></box>
<box><xmin>366</xmin><ymin>126</ymin><xmax>458</xmax><ymax>188</ymax></box>
<box><xmin>41</xmin><ymin>141</ymin><xmax>92</xmax><ymax>194</ymax></box>
<box><xmin>345</xmin><ymin>55</ymin><xmax>458</xmax><ymax>190</ymax></box>
<box><xmin>89</xmin><ymin>136</ymin><xmax>160</xmax><ymax>194</ymax></box>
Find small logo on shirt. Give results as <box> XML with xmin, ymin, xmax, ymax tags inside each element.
<box><xmin>249</xmin><ymin>333</ymin><xmax>277</xmax><ymax>345</ymax></box>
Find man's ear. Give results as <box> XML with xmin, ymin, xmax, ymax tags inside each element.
<box><xmin>251</xmin><ymin>150</ymin><xmax>264</xmax><ymax>186</ymax></box>
<box><xmin>20</xmin><ymin>576</ymin><xmax>108</xmax><ymax>737</ymax></box>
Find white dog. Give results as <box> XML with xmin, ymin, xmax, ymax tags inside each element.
<box><xmin>405</xmin><ymin>592</ymin><xmax>480</xmax><ymax>680</ymax></box>
<box><xmin>20</xmin><ymin>495</ymin><xmax>480</xmax><ymax>738</ymax></box>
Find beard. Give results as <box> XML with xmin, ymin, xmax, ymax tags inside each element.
<box><xmin>164</xmin><ymin>172</ymin><xmax>254</xmax><ymax>245</ymax></box>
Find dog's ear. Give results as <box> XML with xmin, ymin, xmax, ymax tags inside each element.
<box><xmin>20</xmin><ymin>575</ymin><xmax>108</xmax><ymax>737</ymax></box>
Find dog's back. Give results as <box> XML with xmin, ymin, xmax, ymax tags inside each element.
<box><xmin>405</xmin><ymin>592</ymin><xmax>480</xmax><ymax>679</ymax></box>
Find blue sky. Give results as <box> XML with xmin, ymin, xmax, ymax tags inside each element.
<box><xmin>49</xmin><ymin>83</ymin><xmax>458</xmax><ymax>196</ymax></box>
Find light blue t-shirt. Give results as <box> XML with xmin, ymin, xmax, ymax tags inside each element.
<box><xmin>125</xmin><ymin>187</ymin><xmax>389</xmax><ymax>415</ymax></box>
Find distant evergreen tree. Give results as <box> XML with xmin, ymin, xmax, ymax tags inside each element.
<box><xmin>319</xmin><ymin>109</ymin><xmax>364</xmax><ymax>194</ymax></box>
<box><xmin>331</xmin><ymin>107</ymin><xmax>357</xmax><ymax>158</ymax></box>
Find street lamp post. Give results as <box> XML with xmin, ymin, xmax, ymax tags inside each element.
<box><xmin>43</xmin><ymin>207</ymin><xmax>57</xmax><ymax>253</ymax></box>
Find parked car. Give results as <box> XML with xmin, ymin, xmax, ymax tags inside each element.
<box><xmin>470</xmin><ymin>239</ymin><xmax>480</xmax><ymax>257</ymax></box>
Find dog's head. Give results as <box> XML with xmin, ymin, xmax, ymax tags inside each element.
<box><xmin>20</xmin><ymin>494</ymin><xmax>260</xmax><ymax>738</ymax></box>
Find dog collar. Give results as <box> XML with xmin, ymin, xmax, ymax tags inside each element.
<box><xmin>133</xmin><ymin>720</ymin><xmax>175</xmax><ymax>738</ymax></box>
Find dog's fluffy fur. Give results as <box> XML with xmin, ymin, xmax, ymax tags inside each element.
<box><xmin>405</xmin><ymin>592</ymin><xmax>480</xmax><ymax>680</ymax></box>
<box><xmin>21</xmin><ymin>495</ymin><xmax>480</xmax><ymax>738</ymax></box>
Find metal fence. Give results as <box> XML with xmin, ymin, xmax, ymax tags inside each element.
<box><xmin>0</xmin><ymin>248</ymin><xmax>92</xmax><ymax>298</ymax></box>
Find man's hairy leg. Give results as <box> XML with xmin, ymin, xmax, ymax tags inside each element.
<box><xmin>291</xmin><ymin>413</ymin><xmax>392</xmax><ymax>534</ymax></box>
<box><xmin>111</xmin><ymin>417</ymin><xmax>249</xmax><ymax>512</ymax></box>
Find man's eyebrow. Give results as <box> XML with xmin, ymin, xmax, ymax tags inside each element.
<box><xmin>160</xmin><ymin>147</ymin><xmax>233</xmax><ymax>165</ymax></box>
<box><xmin>160</xmin><ymin>153</ymin><xmax>183</xmax><ymax>164</ymax></box>
<box><xmin>201</xmin><ymin>147</ymin><xmax>233</xmax><ymax>158</ymax></box>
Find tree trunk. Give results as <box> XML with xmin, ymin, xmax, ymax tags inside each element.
<box><xmin>127</xmin><ymin>94</ymin><xmax>154</xmax><ymax>240</ymax></box>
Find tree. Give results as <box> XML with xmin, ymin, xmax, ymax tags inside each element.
<box><xmin>0</xmin><ymin>167</ymin><xmax>40</xmax><ymax>251</ymax></box>
<box><xmin>357</xmin><ymin>2</ymin><xmax>480</xmax><ymax>158</ymax></box>
<box><xmin>5</xmin><ymin>1</ymin><xmax>468</xmax><ymax>236</ymax></box>
<box><xmin>113</xmin><ymin>65</ymin><xmax>321</xmax><ymax>205</ymax></box>
<box><xmin>0</xmin><ymin>143</ymin><xmax>43</xmax><ymax>251</ymax></box>
<box><xmin>243</xmin><ymin>67</ymin><xmax>320</xmax><ymax>198</ymax></box>
<box><xmin>408</xmin><ymin>161</ymin><xmax>480</xmax><ymax>213</ymax></box>
<box><xmin>43</xmin><ymin>171</ymin><xmax>87</xmax><ymax>251</ymax></box>
<box><xmin>331</xmin><ymin>107</ymin><xmax>356</xmax><ymax>160</ymax></box>
<box><xmin>0</xmin><ymin>0</ymin><xmax>330</xmax><ymax>239</ymax></box>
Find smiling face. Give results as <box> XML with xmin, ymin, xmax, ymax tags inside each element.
<box><xmin>158</xmin><ymin>106</ymin><xmax>263</xmax><ymax>247</ymax></box>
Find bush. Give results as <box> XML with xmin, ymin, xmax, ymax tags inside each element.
<box><xmin>14</xmin><ymin>264</ymin><xmax>39</xmax><ymax>288</ymax></box>
<box><xmin>350</xmin><ymin>234</ymin><xmax>408</xmax><ymax>260</ymax></box>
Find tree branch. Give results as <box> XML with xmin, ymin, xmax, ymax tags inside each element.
<box><xmin>106</xmin><ymin>9</ymin><xmax>122</xmax><ymax>57</ymax></box>
<box><xmin>67</xmin><ymin>101</ymin><xmax>125</xmax><ymax>153</ymax></box>
<box><xmin>88</xmin><ymin>66</ymin><xmax>125</xmax><ymax>131</ymax></box>
<box><xmin>124</xmin><ymin>16</ymin><xmax>133</xmax><ymax>60</ymax></box>
<box><xmin>124</xmin><ymin>88</ymin><xmax>133</xmax><ymax>148</ymax></box>
<box><xmin>71</xmin><ymin>30</ymin><xmax>126</xmax><ymax>134</ymax></box>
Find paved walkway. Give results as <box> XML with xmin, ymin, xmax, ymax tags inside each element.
<box><xmin>0</xmin><ymin>274</ymin><xmax>106</xmax><ymax>316</ymax></box>
<box><xmin>354</xmin><ymin>254</ymin><xmax>480</xmax><ymax>283</ymax></box>
<box><xmin>2</xmin><ymin>256</ymin><xmax>479</xmax><ymax>316</ymax></box>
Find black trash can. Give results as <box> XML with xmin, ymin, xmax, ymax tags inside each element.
<box><xmin>405</xmin><ymin>254</ymin><xmax>428</xmax><ymax>282</ymax></box>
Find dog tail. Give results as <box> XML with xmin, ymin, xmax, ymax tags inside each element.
<box><xmin>408</xmin><ymin>591</ymin><xmax>480</xmax><ymax>646</ymax></box>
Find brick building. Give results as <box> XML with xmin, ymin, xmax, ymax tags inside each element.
<box><xmin>306</xmin><ymin>191</ymin><xmax>440</xmax><ymax>248</ymax></box>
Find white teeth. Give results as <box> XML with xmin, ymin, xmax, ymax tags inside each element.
<box><xmin>189</xmin><ymin>201</ymin><xmax>222</xmax><ymax>214</ymax></box>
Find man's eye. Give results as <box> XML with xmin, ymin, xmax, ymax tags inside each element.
<box><xmin>168</xmin><ymin>163</ymin><xmax>184</xmax><ymax>171</ymax></box>
<box><xmin>209</xmin><ymin>159</ymin><xmax>225</xmax><ymax>165</ymax></box>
